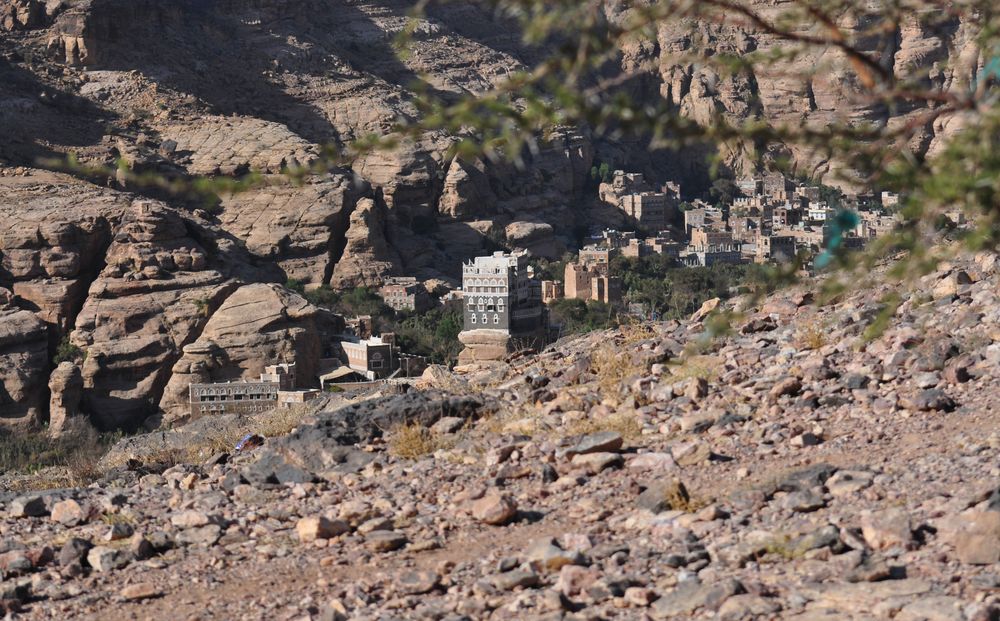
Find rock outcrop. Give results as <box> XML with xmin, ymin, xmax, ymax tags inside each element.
<box><xmin>504</xmin><ymin>221</ymin><xmax>563</xmax><ymax>259</ymax></box>
<box><xmin>218</xmin><ymin>174</ymin><xmax>369</xmax><ymax>286</ymax></box>
<box><xmin>329</xmin><ymin>198</ymin><xmax>401</xmax><ymax>290</ymax></box>
<box><xmin>157</xmin><ymin>283</ymin><xmax>343</xmax><ymax>425</ymax></box>
<box><xmin>47</xmin><ymin>361</ymin><xmax>83</xmax><ymax>436</ymax></box>
<box><xmin>0</xmin><ymin>303</ymin><xmax>49</xmax><ymax>428</ymax></box>
<box><xmin>70</xmin><ymin>201</ymin><xmax>245</xmax><ymax>430</ymax></box>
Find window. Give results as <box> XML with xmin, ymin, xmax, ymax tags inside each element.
<box><xmin>471</xmin><ymin>314</ymin><xmax>477</xmax><ymax>324</ymax></box>
<box><xmin>482</xmin><ymin>314</ymin><xmax>487</xmax><ymax>323</ymax></box>
<box><xmin>494</xmin><ymin>314</ymin><xmax>500</xmax><ymax>324</ymax></box>
<box><xmin>371</xmin><ymin>360</ymin><xmax>383</xmax><ymax>369</ymax></box>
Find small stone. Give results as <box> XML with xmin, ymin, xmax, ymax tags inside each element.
<box><xmin>780</xmin><ymin>490</ymin><xmax>826</xmax><ymax>513</ymax></box>
<box><xmin>471</xmin><ymin>492</ymin><xmax>518</xmax><ymax>525</ymax></box>
<box><xmin>717</xmin><ymin>594</ymin><xmax>782</xmax><ymax>621</ymax></box>
<box><xmin>129</xmin><ymin>534</ymin><xmax>155</xmax><ymax>561</ymax></box>
<box><xmin>0</xmin><ymin>551</ymin><xmax>32</xmax><ymax>575</ymax></box>
<box><xmin>397</xmin><ymin>570</ymin><xmax>439</xmax><ymax>595</ymax></box>
<box><xmin>826</xmin><ymin>470</ymin><xmax>874</xmax><ymax>497</ymax></box>
<box><xmin>50</xmin><ymin>499</ymin><xmax>87</xmax><ymax>526</ymax></box>
<box><xmin>790</xmin><ymin>432</ymin><xmax>823</xmax><ymax>447</ymax></box>
<box><xmin>672</xmin><ymin>441</ymin><xmax>712</xmax><ymax>466</ymax></box>
<box><xmin>860</xmin><ymin>508</ymin><xmax>913</xmax><ymax>550</ymax></box>
<box><xmin>637</xmin><ymin>479</ymin><xmax>690</xmax><ymax>513</ymax></box>
<box><xmin>489</xmin><ymin>570</ymin><xmax>540</xmax><ymax>591</ymax></box>
<box><xmin>430</xmin><ymin>417</ymin><xmax>465</xmax><ymax>434</ymax></box>
<box><xmin>953</xmin><ymin>511</ymin><xmax>1000</xmax><ymax>564</ymax></box>
<box><xmin>904</xmin><ymin>389</ymin><xmax>956</xmax><ymax>412</ymax></box>
<box><xmin>651</xmin><ymin>578</ymin><xmax>744</xmax><ymax>618</ymax></box>
<box><xmin>120</xmin><ymin>583</ymin><xmax>160</xmax><ymax>601</ymax></box>
<box><xmin>524</xmin><ymin>538</ymin><xmax>585</xmax><ymax>571</ymax></box>
<box><xmin>571</xmin><ymin>452</ymin><xmax>624</xmax><ymax>474</ymax></box>
<box><xmin>556</xmin><ymin>564</ymin><xmax>597</xmax><ymax>597</ymax></box>
<box><xmin>629</xmin><ymin>452</ymin><xmax>677</xmax><ymax>472</ymax></box>
<box><xmin>566</xmin><ymin>432</ymin><xmax>623</xmax><ymax>457</ymax></box>
<box><xmin>104</xmin><ymin>522</ymin><xmax>134</xmax><ymax>542</ymax></box>
<box><xmin>624</xmin><ymin>587</ymin><xmax>657</xmax><ymax>607</ymax></box>
<box><xmin>175</xmin><ymin>524</ymin><xmax>222</xmax><ymax>547</ymax></box>
<box><xmin>87</xmin><ymin>546</ymin><xmax>130</xmax><ymax>572</ymax></box>
<box><xmin>58</xmin><ymin>538</ymin><xmax>92</xmax><ymax>567</ymax></box>
<box><xmin>296</xmin><ymin>517</ymin><xmax>350</xmax><ymax>543</ymax></box>
<box><xmin>365</xmin><ymin>530</ymin><xmax>407</xmax><ymax>552</ymax></box>
<box><xmin>170</xmin><ymin>510</ymin><xmax>211</xmax><ymax>529</ymax></box>
<box><xmin>769</xmin><ymin>377</ymin><xmax>802</xmax><ymax>400</ymax></box>
<box><xmin>9</xmin><ymin>495</ymin><xmax>47</xmax><ymax>518</ymax></box>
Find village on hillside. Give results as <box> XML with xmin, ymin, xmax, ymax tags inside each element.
<box><xmin>186</xmin><ymin>168</ymin><xmax>917</xmax><ymax>418</ymax></box>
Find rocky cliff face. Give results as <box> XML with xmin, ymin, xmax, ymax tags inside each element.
<box><xmin>0</xmin><ymin>0</ymin><xmax>983</xmax><ymax>429</ymax></box>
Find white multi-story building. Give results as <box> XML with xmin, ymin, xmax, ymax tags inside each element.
<box><xmin>461</xmin><ymin>252</ymin><xmax>543</xmax><ymax>332</ymax></box>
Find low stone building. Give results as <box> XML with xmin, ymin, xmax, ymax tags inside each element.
<box><xmin>681</xmin><ymin>244</ymin><xmax>744</xmax><ymax>267</ymax></box>
<box><xmin>378</xmin><ymin>277</ymin><xmax>432</xmax><ymax>313</ymax></box>
<box><xmin>564</xmin><ymin>262</ymin><xmax>621</xmax><ymax>305</ymax></box>
<box><xmin>756</xmin><ymin>235</ymin><xmax>797</xmax><ymax>263</ymax></box>
<box><xmin>188</xmin><ymin>363</ymin><xmax>314</xmax><ymax>418</ymax></box>
<box><xmin>339</xmin><ymin>336</ymin><xmax>396</xmax><ymax>380</ymax></box>
<box><xmin>541</xmin><ymin>280</ymin><xmax>564</xmax><ymax>303</ymax></box>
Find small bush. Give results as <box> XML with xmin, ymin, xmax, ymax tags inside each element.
<box><xmin>53</xmin><ymin>337</ymin><xmax>83</xmax><ymax>364</ymax></box>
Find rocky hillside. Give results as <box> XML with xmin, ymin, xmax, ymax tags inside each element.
<box><xmin>0</xmin><ymin>0</ymin><xmax>984</xmax><ymax>429</ymax></box>
<box><xmin>1</xmin><ymin>252</ymin><xmax>999</xmax><ymax>619</ymax></box>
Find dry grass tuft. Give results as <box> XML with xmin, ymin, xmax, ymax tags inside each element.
<box><xmin>387</xmin><ymin>422</ymin><xmax>455</xmax><ymax>459</ymax></box>
<box><xmin>668</xmin><ymin>354</ymin><xmax>722</xmax><ymax>382</ymax></box>
<box><xmin>564</xmin><ymin>410</ymin><xmax>643</xmax><ymax>444</ymax></box>
<box><xmin>796</xmin><ymin>319</ymin><xmax>829</xmax><ymax>350</ymax></box>
<box><xmin>591</xmin><ymin>345</ymin><xmax>648</xmax><ymax>396</ymax></box>
<box><xmin>618</xmin><ymin>321</ymin><xmax>655</xmax><ymax>345</ymax></box>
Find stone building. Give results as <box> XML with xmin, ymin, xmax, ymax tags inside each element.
<box><xmin>378</xmin><ymin>276</ymin><xmax>432</xmax><ymax>313</ymax></box>
<box><xmin>340</xmin><ymin>336</ymin><xmax>396</xmax><ymax>380</ymax></box>
<box><xmin>773</xmin><ymin>205</ymin><xmax>802</xmax><ymax>229</ymax></box>
<box><xmin>620</xmin><ymin>192</ymin><xmax>669</xmax><ymax>231</ymax></box>
<box><xmin>756</xmin><ymin>235</ymin><xmax>797</xmax><ymax>263</ymax></box>
<box><xmin>684</xmin><ymin>207</ymin><xmax>725</xmax><ymax>235</ymax></box>
<box><xmin>541</xmin><ymin>280</ymin><xmax>564</xmax><ymax>303</ymax></box>
<box><xmin>682</xmin><ymin>244</ymin><xmax>744</xmax><ymax>267</ymax></box>
<box><xmin>461</xmin><ymin>251</ymin><xmax>544</xmax><ymax>333</ymax></box>
<box><xmin>690</xmin><ymin>228</ymin><xmax>734</xmax><ymax>249</ymax></box>
<box><xmin>598</xmin><ymin>229</ymin><xmax>636</xmax><ymax>249</ymax></box>
<box><xmin>564</xmin><ymin>262</ymin><xmax>621</xmax><ymax>305</ymax></box>
<box><xmin>578</xmin><ymin>245</ymin><xmax>615</xmax><ymax>267</ymax></box>
<box><xmin>763</xmin><ymin>172</ymin><xmax>791</xmax><ymax>201</ymax></box>
<box><xmin>188</xmin><ymin>363</ymin><xmax>316</xmax><ymax>418</ymax></box>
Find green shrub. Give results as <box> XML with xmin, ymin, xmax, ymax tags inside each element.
<box><xmin>53</xmin><ymin>336</ymin><xmax>83</xmax><ymax>364</ymax></box>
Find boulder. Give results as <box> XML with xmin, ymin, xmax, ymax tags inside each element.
<box><xmin>47</xmin><ymin>361</ymin><xmax>83</xmax><ymax>436</ymax></box>
<box><xmin>158</xmin><ymin>283</ymin><xmax>342</xmax><ymax>424</ymax></box>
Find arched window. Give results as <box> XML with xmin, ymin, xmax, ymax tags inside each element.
<box><xmin>471</xmin><ymin>314</ymin><xmax>477</xmax><ymax>324</ymax></box>
<box><xmin>494</xmin><ymin>314</ymin><xmax>500</xmax><ymax>324</ymax></box>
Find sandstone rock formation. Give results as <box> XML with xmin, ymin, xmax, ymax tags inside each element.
<box><xmin>329</xmin><ymin>198</ymin><xmax>401</xmax><ymax>290</ymax></box>
<box><xmin>218</xmin><ymin>174</ymin><xmax>369</xmax><ymax>285</ymax></box>
<box><xmin>438</xmin><ymin>157</ymin><xmax>497</xmax><ymax>219</ymax></box>
<box><xmin>161</xmin><ymin>116</ymin><xmax>319</xmax><ymax>176</ymax></box>
<box><xmin>457</xmin><ymin>329</ymin><xmax>514</xmax><ymax>367</ymax></box>
<box><xmin>47</xmin><ymin>360</ymin><xmax>83</xmax><ymax>436</ymax></box>
<box><xmin>157</xmin><ymin>283</ymin><xmax>343</xmax><ymax>425</ymax></box>
<box><xmin>70</xmin><ymin>201</ymin><xmax>244</xmax><ymax>429</ymax></box>
<box><xmin>0</xmin><ymin>304</ymin><xmax>49</xmax><ymax>428</ymax></box>
<box><xmin>504</xmin><ymin>221</ymin><xmax>563</xmax><ymax>259</ymax></box>
<box><xmin>0</xmin><ymin>172</ymin><xmax>127</xmax><ymax>348</ymax></box>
